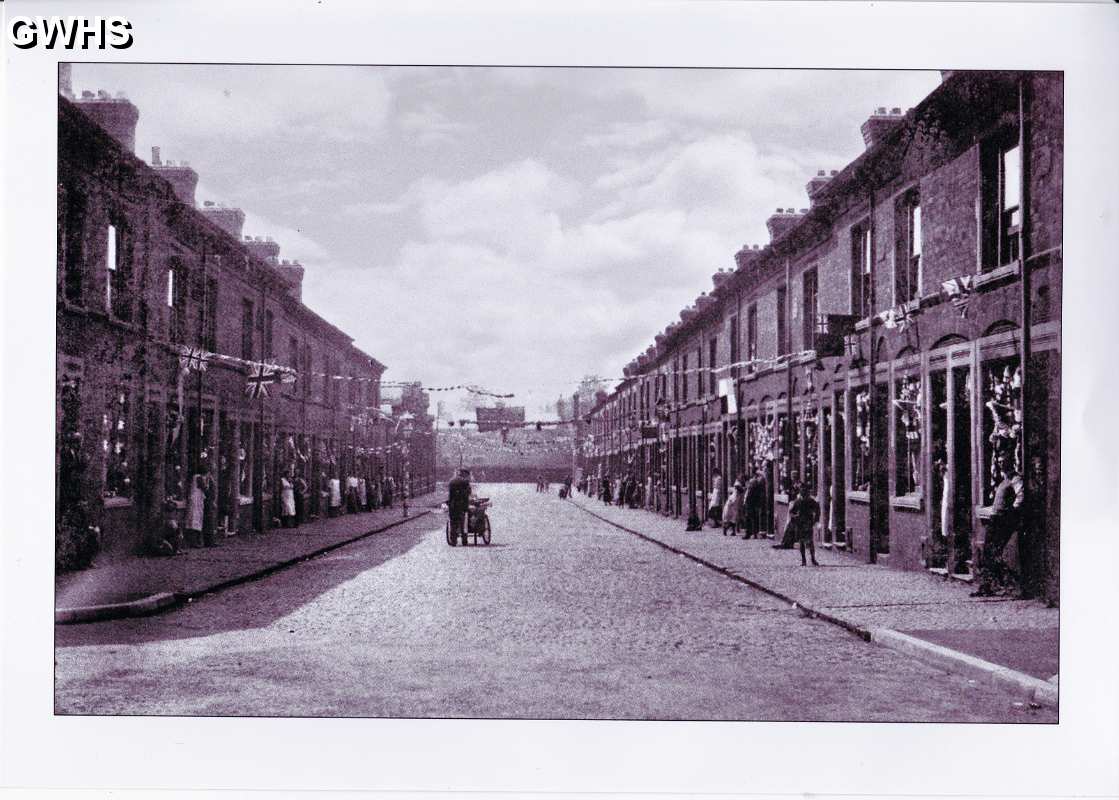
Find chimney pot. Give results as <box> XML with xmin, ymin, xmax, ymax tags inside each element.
<box><xmin>204</xmin><ymin>200</ymin><xmax>214</xmax><ymax>207</ymax></box>
<box><xmin>97</xmin><ymin>89</ymin><xmax>110</xmax><ymax>99</ymax></box>
<box><xmin>151</xmin><ymin>146</ymin><xmax>161</xmax><ymax>165</ymax></box>
<box><xmin>817</xmin><ymin>169</ymin><xmax>826</xmax><ymax>176</ymax></box>
<box><xmin>830</xmin><ymin>169</ymin><xmax>838</xmax><ymax>176</ymax></box>
<box><xmin>891</xmin><ymin>107</ymin><xmax>901</xmax><ymax>115</ymax></box>
<box><xmin>81</xmin><ymin>90</ymin><xmax>94</xmax><ymax>99</ymax></box>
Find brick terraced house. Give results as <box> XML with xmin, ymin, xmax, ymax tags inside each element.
<box><xmin>584</xmin><ymin>71</ymin><xmax>1062</xmax><ymax>603</ymax></box>
<box><xmin>55</xmin><ymin>78</ymin><xmax>433</xmax><ymax>568</ymax></box>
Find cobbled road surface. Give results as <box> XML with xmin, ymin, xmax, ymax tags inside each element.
<box><xmin>55</xmin><ymin>484</ymin><xmax>1052</xmax><ymax>721</ymax></box>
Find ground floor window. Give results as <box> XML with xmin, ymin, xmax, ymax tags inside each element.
<box><xmin>102</xmin><ymin>384</ymin><xmax>132</xmax><ymax>499</ymax></box>
<box><xmin>239</xmin><ymin>421</ymin><xmax>254</xmax><ymax>498</ymax></box>
<box><xmin>165</xmin><ymin>402</ymin><xmax>185</xmax><ymax>502</ymax></box>
<box><xmin>801</xmin><ymin>401</ymin><xmax>818</xmax><ymax>494</ymax></box>
<box><xmin>982</xmin><ymin>358</ymin><xmax>1021</xmax><ymax>505</ymax></box>
<box><xmin>894</xmin><ymin>374</ymin><xmax>922</xmax><ymax>497</ymax></box>
<box><xmin>57</xmin><ymin>376</ymin><xmax>83</xmax><ymax>507</ymax></box>
<box><xmin>851</xmin><ymin>388</ymin><xmax>870</xmax><ymax>492</ymax></box>
<box><xmin>776</xmin><ymin>413</ymin><xmax>792</xmax><ymax>494</ymax></box>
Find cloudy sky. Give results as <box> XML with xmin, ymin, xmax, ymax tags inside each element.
<box><xmin>72</xmin><ymin>65</ymin><xmax>939</xmax><ymax>417</ymax></box>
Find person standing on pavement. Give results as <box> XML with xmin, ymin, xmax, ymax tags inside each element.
<box><xmin>788</xmin><ymin>483</ymin><xmax>821</xmax><ymax>566</ymax></box>
<box><xmin>972</xmin><ymin>458</ymin><xmax>1025</xmax><ymax>597</ymax></box>
<box><xmin>280</xmin><ymin>467</ymin><xmax>297</xmax><ymax>528</ymax></box>
<box><xmin>447</xmin><ymin>468</ymin><xmax>472</xmax><ymax>546</ymax></box>
<box><xmin>722</xmin><ymin>478</ymin><xmax>743</xmax><ymax>536</ymax></box>
<box><xmin>186</xmin><ymin>456</ymin><xmax>217</xmax><ymax>547</ymax></box>
<box><xmin>707</xmin><ymin>471</ymin><xmax>723</xmax><ymax>528</ymax></box>
<box><xmin>293</xmin><ymin>472</ymin><xmax>308</xmax><ymax>525</ymax></box>
<box><xmin>743</xmin><ymin>468</ymin><xmax>766</xmax><ymax>539</ymax></box>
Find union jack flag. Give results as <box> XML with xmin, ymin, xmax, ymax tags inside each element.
<box><xmin>884</xmin><ymin>304</ymin><xmax>912</xmax><ymax>332</ymax></box>
<box><xmin>941</xmin><ymin>276</ymin><xmax>974</xmax><ymax>319</ymax></box>
<box><xmin>177</xmin><ymin>346</ymin><xmax>210</xmax><ymax>372</ymax></box>
<box><xmin>245</xmin><ymin>363</ymin><xmax>275</xmax><ymax>399</ymax></box>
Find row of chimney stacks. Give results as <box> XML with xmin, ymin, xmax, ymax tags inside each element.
<box><xmin>64</xmin><ymin>70</ymin><xmax>304</xmax><ymax>304</ymax></box>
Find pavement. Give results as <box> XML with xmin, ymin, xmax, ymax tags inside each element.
<box><xmin>567</xmin><ymin>493</ymin><xmax>1059</xmax><ymax>708</ymax></box>
<box><xmin>55</xmin><ymin>497</ymin><xmax>434</xmax><ymax>623</ymax></box>
<box><xmin>54</xmin><ymin>483</ymin><xmax>1052</xmax><ymax>720</ymax></box>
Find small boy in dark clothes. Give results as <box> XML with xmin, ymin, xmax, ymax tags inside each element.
<box><xmin>789</xmin><ymin>484</ymin><xmax>821</xmax><ymax>566</ymax></box>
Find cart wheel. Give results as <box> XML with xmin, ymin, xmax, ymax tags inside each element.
<box><xmin>481</xmin><ymin>516</ymin><xmax>491</xmax><ymax>545</ymax></box>
<box><xmin>445</xmin><ymin>520</ymin><xmax>454</xmax><ymax>546</ymax></box>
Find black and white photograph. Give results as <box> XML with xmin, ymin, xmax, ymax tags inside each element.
<box><xmin>5</xmin><ymin>1</ymin><xmax>1119</xmax><ymax>798</ymax></box>
<box><xmin>51</xmin><ymin>61</ymin><xmax>1063</xmax><ymax>723</ymax></box>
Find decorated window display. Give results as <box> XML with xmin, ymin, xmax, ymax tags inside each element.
<box><xmin>801</xmin><ymin>402</ymin><xmax>818</xmax><ymax>494</ymax></box>
<box><xmin>238</xmin><ymin>421</ymin><xmax>253</xmax><ymax>499</ymax></box>
<box><xmin>982</xmin><ymin>360</ymin><xmax>1022</xmax><ymax>505</ymax></box>
<box><xmin>775</xmin><ymin>413</ymin><xmax>793</xmax><ymax>494</ymax></box>
<box><xmin>102</xmin><ymin>386</ymin><xmax>133</xmax><ymax>498</ymax></box>
<box><xmin>851</xmin><ymin>389</ymin><xmax>871</xmax><ymax>492</ymax></box>
<box><xmin>894</xmin><ymin>374</ymin><xmax>922</xmax><ymax>497</ymax></box>
<box><xmin>164</xmin><ymin>402</ymin><xmax>185</xmax><ymax>502</ymax></box>
<box><xmin>261</xmin><ymin>424</ymin><xmax>273</xmax><ymax>495</ymax></box>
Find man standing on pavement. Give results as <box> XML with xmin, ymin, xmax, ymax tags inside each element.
<box><xmin>972</xmin><ymin>457</ymin><xmax>1025</xmax><ymax>597</ymax></box>
<box><xmin>447</xmin><ymin>468</ymin><xmax>472</xmax><ymax>547</ymax></box>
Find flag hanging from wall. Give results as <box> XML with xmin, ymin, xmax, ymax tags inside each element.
<box><xmin>941</xmin><ymin>275</ymin><xmax>974</xmax><ymax>318</ymax></box>
<box><xmin>177</xmin><ymin>345</ymin><xmax>211</xmax><ymax>373</ymax></box>
<box><xmin>245</xmin><ymin>363</ymin><xmax>276</xmax><ymax>399</ymax></box>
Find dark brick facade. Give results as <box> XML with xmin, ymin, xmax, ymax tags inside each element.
<box><xmin>56</xmin><ymin>93</ymin><xmax>434</xmax><ymax>568</ymax></box>
<box><xmin>585</xmin><ymin>71</ymin><xmax>1062</xmax><ymax>603</ymax></box>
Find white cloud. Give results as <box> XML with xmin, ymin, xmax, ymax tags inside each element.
<box><xmin>397</xmin><ymin>103</ymin><xmax>473</xmax><ymax>145</ymax></box>
<box><xmin>73</xmin><ymin>64</ymin><xmax>943</xmax><ymax>404</ymax></box>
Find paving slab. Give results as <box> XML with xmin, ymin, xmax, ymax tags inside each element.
<box><xmin>55</xmin><ymin>498</ymin><xmax>435</xmax><ymax>618</ymax></box>
<box><xmin>569</xmin><ymin>494</ymin><xmax>1058</xmax><ymax>703</ymax></box>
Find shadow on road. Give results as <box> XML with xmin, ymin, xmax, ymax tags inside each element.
<box><xmin>55</xmin><ymin>516</ymin><xmax>436</xmax><ymax>647</ymax></box>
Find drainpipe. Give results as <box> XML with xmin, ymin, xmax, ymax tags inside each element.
<box><xmin>785</xmin><ymin>257</ymin><xmax>794</xmax><ymax>497</ymax></box>
<box><xmin>1017</xmin><ymin>76</ymin><xmax>1033</xmax><ymax>593</ymax></box>
<box><xmin>867</xmin><ymin>189</ymin><xmax>879</xmax><ymax>564</ymax></box>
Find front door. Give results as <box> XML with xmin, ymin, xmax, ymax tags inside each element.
<box><xmin>871</xmin><ymin>381</ymin><xmax>891</xmax><ymax>556</ymax></box>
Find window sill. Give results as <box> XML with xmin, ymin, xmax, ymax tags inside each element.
<box><xmin>975</xmin><ymin>262</ymin><xmax>1019</xmax><ymax>289</ymax></box>
<box><xmin>103</xmin><ymin>496</ymin><xmax>134</xmax><ymax>509</ymax></box>
<box><xmin>847</xmin><ymin>490</ymin><xmax>870</xmax><ymax>504</ymax></box>
<box><xmin>891</xmin><ymin>494</ymin><xmax>924</xmax><ymax>511</ymax></box>
<box><xmin>775</xmin><ymin>493</ymin><xmax>789</xmax><ymax>505</ymax></box>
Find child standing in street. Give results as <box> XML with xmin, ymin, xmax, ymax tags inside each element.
<box><xmin>789</xmin><ymin>483</ymin><xmax>821</xmax><ymax>566</ymax></box>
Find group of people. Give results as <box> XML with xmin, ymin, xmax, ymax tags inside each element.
<box><xmin>151</xmin><ymin>453</ymin><xmax>409</xmax><ymax>557</ymax></box>
<box><xmin>594</xmin><ymin>473</ymin><xmax>646</xmax><ymax>509</ymax></box>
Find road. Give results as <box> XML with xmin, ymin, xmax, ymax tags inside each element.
<box><xmin>55</xmin><ymin>483</ymin><xmax>1052</xmax><ymax>720</ymax></box>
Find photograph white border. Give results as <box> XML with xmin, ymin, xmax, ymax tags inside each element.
<box><xmin>4</xmin><ymin>1</ymin><xmax>1119</xmax><ymax>797</ymax></box>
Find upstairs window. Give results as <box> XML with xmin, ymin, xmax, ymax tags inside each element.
<box><xmin>728</xmin><ymin>314</ymin><xmax>740</xmax><ymax>365</ymax></box>
<box><xmin>62</xmin><ymin>190</ymin><xmax>86</xmax><ymax>304</ymax></box>
<box><xmin>681</xmin><ymin>354</ymin><xmax>689</xmax><ymax>402</ymax></box>
<box><xmin>801</xmin><ymin>268</ymin><xmax>818</xmax><ymax>350</ymax></box>
<box><xmin>708</xmin><ymin>337</ymin><xmax>717</xmax><ymax>395</ymax></box>
<box><xmin>981</xmin><ymin>130</ymin><xmax>1022</xmax><ymax>269</ymax></box>
<box><xmin>203</xmin><ymin>278</ymin><xmax>218</xmax><ymax>352</ymax></box>
<box><xmin>695</xmin><ymin>346</ymin><xmax>703</xmax><ymax>398</ymax></box>
<box><xmin>104</xmin><ymin>223</ymin><xmax>134</xmax><ymax>321</ymax></box>
<box><xmin>776</xmin><ymin>285</ymin><xmax>788</xmax><ymax>356</ymax></box>
<box><xmin>746</xmin><ymin>304</ymin><xmax>758</xmax><ymax>369</ymax></box>
<box><xmin>895</xmin><ymin>190</ymin><xmax>922</xmax><ymax>303</ymax></box>
<box><xmin>241</xmin><ymin>299</ymin><xmax>254</xmax><ymax>360</ymax></box>
<box><xmin>851</xmin><ymin>222</ymin><xmax>872</xmax><ymax>318</ymax></box>
<box><xmin>263</xmin><ymin>309</ymin><xmax>274</xmax><ymax>361</ymax></box>
<box><xmin>168</xmin><ymin>261</ymin><xmax>188</xmax><ymax>344</ymax></box>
